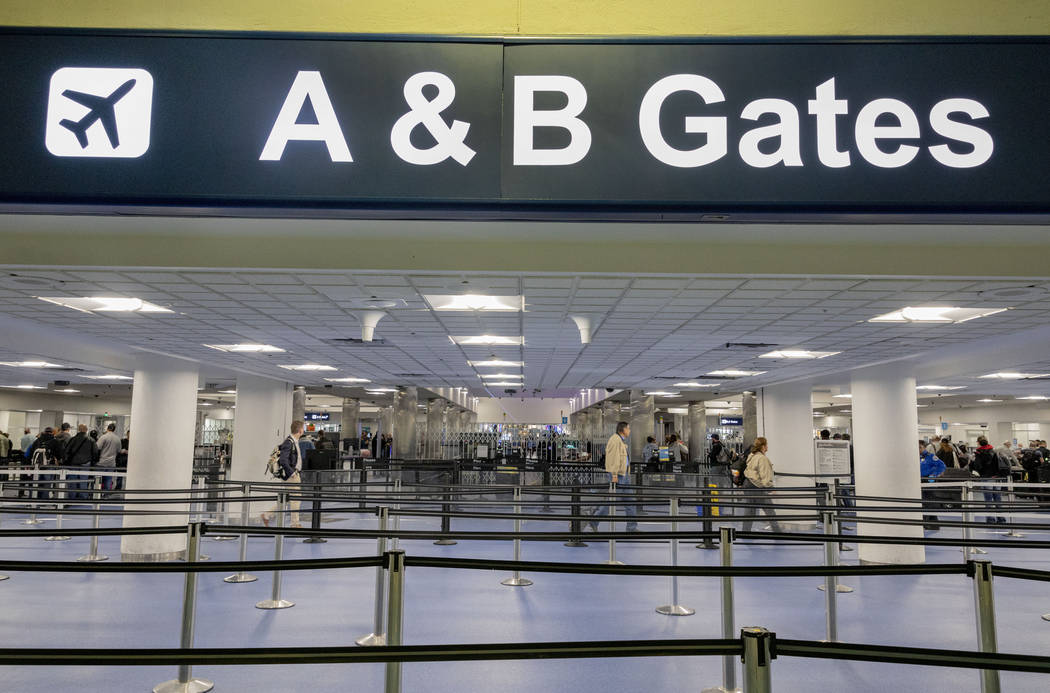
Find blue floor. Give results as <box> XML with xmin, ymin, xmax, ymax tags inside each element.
<box><xmin>1</xmin><ymin>502</ymin><xmax>1049</xmax><ymax>692</ymax></box>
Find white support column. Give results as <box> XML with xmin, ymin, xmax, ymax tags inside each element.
<box><xmin>758</xmin><ymin>380</ymin><xmax>816</xmax><ymax>528</ymax></box>
<box><xmin>230</xmin><ymin>375</ymin><xmax>293</xmax><ymax>515</ymax></box>
<box><xmin>121</xmin><ymin>356</ymin><xmax>200</xmax><ymax>561</ymax></box>
<box><xmin>292</xmin><ymin>386</ymin><xmax>307</xmax><ymax>422</ymax></box>
<box><xmin>852</xmin><ymin>364</ymin><xmax>925</xmax><ymax>564</ymax></box>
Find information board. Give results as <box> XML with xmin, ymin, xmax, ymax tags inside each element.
<box><xmin>814</xmin><ymin>440</ymin><xmax>851</xmax><ymax>476</ymax></box>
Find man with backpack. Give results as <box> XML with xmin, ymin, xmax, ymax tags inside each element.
<box><xmin>261</xmin><ymin>420</ymin><xmax>305</xmax><ymax>528</ymax></box>
<box><xmin>28</xmin><ymin>427</ymin><xmax>64</xmax><ymax>501</ymax></box>
<box><xmin>972</xmin><ymin>436</ymin><xmax>1008</xmax><ymax>524</ymax></box>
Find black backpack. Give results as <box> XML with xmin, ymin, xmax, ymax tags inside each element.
<box><xmin>730</xmin><ymin>453</ymin><xmax>749</xmax><ymax>486</ymax></box>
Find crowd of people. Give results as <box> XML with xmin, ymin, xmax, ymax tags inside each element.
<box><xmin>0</xmin><ymin>423</ymin><xmax>128</xmax><ymax>500</ymax></box>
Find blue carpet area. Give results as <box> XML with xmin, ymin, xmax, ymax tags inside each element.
<box><xmin>1</xmin><ymin>501</ymin><xmax>1048</xmax><ymax>692</ymax></box>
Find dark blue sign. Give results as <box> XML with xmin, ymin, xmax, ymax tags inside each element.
<box><xmin>304</xmin><ymin>412</ymin><xmax>330</xmax><ymax>421</ymax></box>
<box><xmin>719</xmin><ymin>416</ymin><xmax>743</xmax><ymax>426</ymax></box>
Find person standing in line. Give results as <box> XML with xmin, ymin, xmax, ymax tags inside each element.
<box><xmin>741</xmin><ymin>437</ymin><xmax>782</xmax><ymax>533</ymax></box>
<box><xmin>19</xmin><ymin>428</ymin><xmax>34</xmax><ymax>457</ymax></box>
<box><xmin>586</xmin><ymin>421</ymin><xmax>638</xmax><ymax>532</ymax></box>
<box><xmin>972</xmin><ymin>435</ymin><xmax>1007</xmax><ymax>524</ymax></box>
<box><xmin>63</xmin><ymin>424</ymin><xmax>99</xmax><ymax>501</ymax></box>
<box><xmin>667</xmin><ymin>434</ymin><xmax>689</xmax><ymax>463</ymax></box>
<box><xmin>97</xmin><ymin>423</ymin><xmax>122</xmax><ymax>492</ymax></box>
<box><xmin>0</xmin><ymin>431</ymin><xmax>11</xmax><ymax>459</ymax></box>
<box><xmin>261</xmin><ymin>420</ymin><xmax>305</xmax><ymax>529</ymax></box>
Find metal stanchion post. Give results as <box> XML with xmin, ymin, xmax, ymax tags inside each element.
<box><xmin>962</xmin><ymin>483</ymin><xmax>987</xmax><ymax>558</ymax></box>
<box><xmin>1003</xmin><ymin>477</ymin><xmax>1024</xmax><ymax>538</ymax></box>
<box><xmin>77</xmin><ymin>477</ymin><xmax>109</xmax><ymax>562</ymax></box>
<box><xmin>703</xmin><ymin>526</ymin><xmax>739</xmax><ymax>693</ymax></box>
<box><xmin>211</xmin><ymin>485</ymin><xmax>237</xmax><ymax>541</ymax></box>
<box><xmin>971</xmin><ymin>560</ymin><xmax>1001</xmax><ymax>693</ymax></box>
<box><xmin>45</xmin><ymin>469</ymin><xmax>70</xmax><ymax>541</ymax></box>
<box><xmin>604</xmin><ymin>480</ymin><xmax>624</xmax><ymax>565</ymax></box>
<box><xmin>356</xmin><ymin>506</ymin><xmax>389</xmax><ymax>646</ymax></box>
<box><xmin>303</xmin><ymin>482</ymin><xmax>327</xmax><ymax>544</ymax></box>
<box><xmin>383</xmin><ymin>549</ymin><xmax>406</xmax><ymax>693</ymax></box>
<box><xmin>821</xmin><ymin>511</ymin><xmax>839</xmax><ymax>642</ymax></box>
<box><xmin>564</xmin><ymin>483</ymin><xmax>588</xmax><ymax>547</ymax></box>
<box><xmin>434</xmin><ymin>480</ymin><xmax>457</xmax><ymax>546</ymax></box>
<box><xmin>502</xmin><ymin>486</ymin><xmax>533</xmax><ymax>586</ymax></box>
<box><xmin>698</xmin><ymin>478</ymin><xmax>717</xmax><ymax>550</ymax></box>
<box><xmin>817</xmin><ymin>510</ymin><xmax>853</xmax><ymax>595</ymax></box>
<box><xmin>359</xmin><ymin>465</ymin><xmax>368</xmax><ymax>510</ymax></box>
<box><xmin>23</xmin><ymin>465</ymin><xmax>43</xmax><ymax>525</ymax></box>
<box><xmin>153</xmin><ymin>523</ymin><xmax>214</xmax><ymax>693</ymax></box>
<box><xmin>741</xmin><ymin>627</ymin><xmax>774</xmax><ymax>693</ymax></box>
<box><xmin>657</xmin><ymin>496</ymin><xmax>694</xmax><ymax>616</ymax></box>
<box><xmin>255</xmin><ymin>491</ymin><xmax>294</xmax><ymax>609</ymax></box>
<box><xmin>224</xmin><ymin>482</ymin><xmax>258</xmax><ymax>583</ymax></box>
<box><xmin>391</xmin><ymin>478</ymin><xmax>402</xmax><ymax>551</ymax></box>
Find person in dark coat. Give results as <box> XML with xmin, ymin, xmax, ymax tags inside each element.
<box><xmin>64</xmin><ymin>424</ymin><xmax>99</xmax><ymax>500</ymax></box>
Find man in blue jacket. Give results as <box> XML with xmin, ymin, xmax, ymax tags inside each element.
<box><xmin>920</xmin><ymin>439</ymin><xmax>946</xmax><ymax>529</ymax></box>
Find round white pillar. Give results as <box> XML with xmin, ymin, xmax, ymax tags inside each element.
<box><xmin>852</xmin><ymin>365</ymin><xmax>925</xmax><ymax>564</ymax></box>
<box><xmin>121</xmin><ymin>356</ymin><xmax>200</xmax><ymax>561</ymax></box>
<box><xmin>759</xmin><ymin>381</ymin><xmax>816</xmax><ymax>528</ymax></box>
<box><xmin>230</xmin><ymin>375</ymin><xmax>293</xmax><ymax>515</ymax></box>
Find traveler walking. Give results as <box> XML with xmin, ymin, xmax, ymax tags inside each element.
<box><xmin>97</xmin><ymin>423</ymin><xmax>122</xmax><ymax>491</ymax></box>
<box><xmin>972</xmin><ymin>435</ymin><xmax>1007</xmax><ymax>524</ymax></box>
<box><xmin>586</xmin><ymin>421</ymin><xmax>638</xmax><ymax>532</ymax></box>
<box><xmin>741</xmin><ymin>437</ymin><xmax>782</xmax><ymax>533</ymax></box>
<box><xmin>260</xmin><ymin>420</ymin><xmax>305</xmax><ymax>528</ymax></box>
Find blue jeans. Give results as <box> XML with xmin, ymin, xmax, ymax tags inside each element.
<box><xmin>982</xmin><ymin>488</ymin><xmax>1004</xmax><ymax>523</ymax></box>
<box><xmin>589</xmin><ymin>473</ymin><xmax>638</xmax><ymax>531</ymax></box>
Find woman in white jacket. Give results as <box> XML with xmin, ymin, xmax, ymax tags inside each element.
<box><xmin>742</xmin><ymin>437</ymin><xmax>782</xmax><ymax>533</ymax></box>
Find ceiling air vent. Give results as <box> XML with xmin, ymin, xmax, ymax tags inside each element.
<box><xmin>394</xmin><ymin>373</ymin><xmax>430</xmax><ymax>378</ymax></box>
<box><xmin>324</xmin><ymin>338</ymin><xmax>393</xmax><ymax>347</ymax></box>
<box><xmin>724</xmin><ymin>342</ymin><xmax>780</xmax><ymax>349</ymax></box>
<box><xmin>978</xmin><ymin>285</ymin><xmax>1048</xmax><ymax>301</ymax></box>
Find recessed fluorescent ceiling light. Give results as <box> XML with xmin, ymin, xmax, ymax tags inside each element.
<box><xmin>707</xmin><ymin>370</ymin><xmax>766</xmax><ymax>377</ymax></box>
<box><xmin>487</xmin><ymin>381</ymin><xmax>524</xmax><ymax>387</ymax></box>
<box><xmin>217</xmin><ymin>389</ymin><xmax>237</xmax><ymax>394</ymax></box>
<box><xmin>38</xmin><ymin>296</ymin><xmax>173</xmax><ymax>313</ymax></box>
<box><xmin>979</xmin><ymin>372</ymin><xmax>1050</xmax><ymax>380</ymax></box>
<box><xmin>916</xmin><ymin>385</ymin><xmax>966</xmax><ymax>391</ymax></box>
<box><xmin>667</xmin><ymin>408</ymin><xmax>689</xmax><ymax>414</ymax></box>
<box><xmin>55</xmin><ymin>388</ymin><xmax>80</xmax><ymax>393</ymax></box>
<box><xmin>8</xmin><ymin>384</ymin><xmax>45</xmax><ymax>389</ymax></box>
<box><xmin>977</xmin><ymin>398</ymin><xmax>1004</xmax><ymax>403</ymax></box>
<box><xmin>0</xmin><ymin>360</ymin><xmax>63</xmax><ymax>368</ymax></box>
<box><xmin>759</xmin><ymin>350</ymin><xmax>840</xmax><ymax>359</ymax></box>
<box><xmin>1017</xmin><ymin>396</ymin><xmax>1050</xmax><ymax>400</ymax></box>
<box><xmin>365</xmin><ymin>388</ymin><xmax>397</xmax><ymax>393</ymax></box>
<box><xmin>868</xmin><ymin>306</ymin><xmax>1008</xmax><ymax>323</ymax></box>
<box><xmin>86</xmin><ymin>375</ymin><xmax>132</xmax><ymax>380</ymax></box>
<box><xmin>644</xmin><ymin>391</ymin><xmax>680</xmax><ymax>397</ymax></box>
<box><xmin>705</xmin><ymin>401</ymin><xmax>734</xmax><ymax>408</ymax></box>
<box><xmin>833</xmin><ymin>394</ymin><xmax>852</xmax><ymax>399</ymax></box>
<box><xmin>673</xmin><ymin>381</ymin><xmax>721</xmax><ymax>388</ymax></box>
<box><xmin>450</xmin><ymin>335</ymin><xmax>523</xmax><ymax>345</ymax></box>
<box><xmin>279</xmin><ymin>364</ymin><xmax>336</xmax><ymax>371</ymax></box>
<box><xmin>480</xmin><ymin>373</ymin><xmax>522</xmax><ymax>380</ymax></box>
<box><xmin>469</xmin><ymin>359</ymin><xmax>523</xmax><ymax>367</ymax></box>
<box><xmin>205</xmin><ymin>343</ymin><xmax>285</xmax><ymax>353</ymax></box>
<box><xmin>424</xmin><ymin>294</ymin><xmax>524</xmax><ymax>311</ymax></box>
<box><xmin>324</xmin><ymin>377</ymin><xmax>371</xmax><ymax>383</ymax></box>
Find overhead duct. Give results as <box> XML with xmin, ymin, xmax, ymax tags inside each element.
<box><xmin>359</xmin><ymin>311</ymin><xmax>386</xmax><ymax>342</ymax></box>
<box><xmin>570</xmin><ymin>315</ymin><xmax>592</xmax><ymax>344</ymax></box>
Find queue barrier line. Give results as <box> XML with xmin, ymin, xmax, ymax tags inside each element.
<box><xmin>990</xmin><ymin>565</ymin><xmax>1050</xmax><ymax>583</ymax></box>
<box><xmin>0</xmin><ymin>554</ymin><xmax>383</xmax><ymax>574</ymax></box>
<box><xmin>774</xmin><ymin>638</ymin><xmax>1050</xmax><ymax>674</ymax></box>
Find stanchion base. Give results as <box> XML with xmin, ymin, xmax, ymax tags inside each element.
<box><xmin>603</xmin><ymin>560</ymin><xmax>626</xmax><ymax>565</ymax></box>
<box><xmin>255</xmin><ymin>599</ymin><xmax>295</xmax><ymax>610</ymax></box>
<box><xmin>564</xmin><ymin>541</ymin><xmax>588</xmax><ymax>547</ymax></box>
<box><xmin>701</xmin><ymin>687</ymin><xmax>741</xmax><ymax>693</ymax></box>
<box><xmin>76</xmin><ymin>554</ymin><xmax>109</xmax><ymax>562</ymax></box>
<box><xmin>355</xmin><ymin>632</ymin><xmax>387</xmax><ymax>647</ymax></box>
<box><xmin>839</xmin><ymin>545</ymin><xmax>854</xmax><ymax>552</ymax></box>
<box><xmin>1042</xmin><ymin>613</ymin><xmax>1050</xmax><ymax>622</ymax></box>
<box><xmin>152</xmin><ymin>677</ymin><xmax>214</xmax><ymax>693</ymax></box>
<box><xmin>21</xmin><ymin>519</ymin><xmax>44</xmax><ymax>525</ymax></box>
<box><xmin>817</xmin><ymin>584</ymin><xmax>854</xmax><ymax>593</ymax></box>
<box><xmin>210</xmin><ymin>535</ymin><xmax>238</xmax><ymax>542</ymax></box>
<box><xmin>433</xmin><ymin>539</ymin><xmax>458</xmax><ymax>545</ymax></box>
<box><xmin>695</xmin><ymin>543</ymin><xmax>718</xmax><ymax>550</ymax></box>
<box><xmin>1006</xmin><ymin>531</ymin><xmax>1026</xmax><ymax>538</ymax></box>
<box><xmin>656</xmin><ymin>604</ymin><xmax>695</xmax><ymax>616</ymax></box>
<box><xmin>964</xmin><ymin>547</ymin><xmax>989</xmax><ymax>555</ymax></box>
<box><xmin>501</xmin><ymin>577</ymin><xmax>534</xmax><ymax>587</ymax></box>
<box><xmin>223</xmin><ymin>573</ymin><xmax>258</xmax><ymax>583</ymax></box>
<box><xmin>0</xmin><ymin>574</ymin><xmax>9</xmax><ymax>581</ymax></box>
<box><xmin>44</xmin><ymin>536</ymin><xmax>71</xmax><ymax>541</ymax></box>
<box><xmin>302</xmin><ymin>537</ymin><xmax>328</xmax><ymax>544</ymax></box>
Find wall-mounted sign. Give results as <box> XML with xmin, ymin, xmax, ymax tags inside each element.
<box><xmin>0</xmin><ymin>30</ymin><xmax>1047</xmax><ymax>217</ymax></box>
<box><xmin>814</xmin><ymin>439</ymin><xmax>851</xmax><ymax>476</ymax></box>
<box><xmin>719</xmin><ymin>416</ymin><xmax>743</xmax><ymax>426</ymax></box>
<box><xmin>304</xmin><ymin>412</ymin><xmax>330</xmax><ymax>421</ymax></box>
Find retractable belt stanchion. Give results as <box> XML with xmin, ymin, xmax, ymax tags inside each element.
<box><xmin>356</xmin><ymin>505</ymin><xmax>389</xmax><ymax>647</ymax></box>
<box><xmin>383</xmin><ymin>549</ymin><xmax>406</xmax><ymax>693</ymax></box>
<box><xmin>1003</xmin><ymin>477</ymin><xmax>1024</xmax><ymax>538</ymax></box>
<box><xmin>210</xmin><ymin>484</ymin><xmax>236</xmax><ymax>541</ymax></box>
<box><xmin>697</xmin><ymin>477</ymin><xmax>717</xmax><ymax>550</ymax></box>
<box><xmin>828</xmin><ymin>485</ymin><xmax>853</xmax><ymax>552</ymax></box>
<box><xmin>971</xmin><ymin>560</ymin><xmax>1001</xmax><ymax>693</ymax></box>
<box><xmin>962</xmin><ymin>483</ymin><xmax>987</xmax><ymax>559</ymax></box>
<box><xmin>303</xmin><ymin>481</ymin><xmax>327</xmax><ymax>544</ymax></box>
<box><xmin>434</xmin><ymin>478</ymin><xmax>456</xmax><ymax>546</ymax></box>
<box><xmin>564</xmin><ymin>483</ymin><xmax>587</xmax><ymax>548</ymax></box>
<box><xmin>501</xmin><ymin>486</ymin><xmax>533</xmax><ymax>586</ymax></box>
<box><xmin>358</xmin><ymin>465</ymin><xmax>368</xmax><ymax>510</ymax></box>
<box><xmin>817</xmin><ymin>508</ymin><xmax>853</xmax><ymax>595</ymax></box>
<box><xmin>604</xmin><ymin>480</ymin><xmax>624</xmax><ymax>565</ymax></box>
<box><xmin>224</xmin><ymin>482</ymin><xmax>258</xmax><ymax>584</ymax></box>
<box><xmin>703</xmin><ymin>526</ymin><xmax>739</xmax><ymax>693</ymax></box>
<box><xmin>255</xmin><ymin>491</ymin><xmax>294</xmax><ymax>610</ymax></box>
<box><xmin>741</xmin><ymin>627</ymin><xmax>774</xmax><ymax>693</ymax></box>
<box><xmin>45</xmin><ymin>468</ymin><xmax>70</xmax><ymax>542</ymax></box>
<box><xmin>656</xmin><ymin>496</ymin><xmax>694</xmax><ymax>616</ymax></box>
<box><xmin>820</xmin><ymin>511</ymin><xmax>840</xmax><ymax>642</ymax></box>
<box><xmin>391</xmin><ymin>478</ymin><xmax>402</xmax><ymax>551</ymax></box>
<box><xmin>23</xmin><ymin>464</ymin><xmax>43</xmax><ymax>525</ymax></box>
<box><xmin>76</xmin><ymin>477</ymin><xmax>108</xmax><ymax>562</ymax></box>
<box><xmin>153</xmin><ymin>523</ymin><xmax>213</xmax><ymax>693</ymax></box>
<box><xmin>0</xmin><ymin>483</ymin><xmax>7</xmax><ymax>580</ymax></box>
